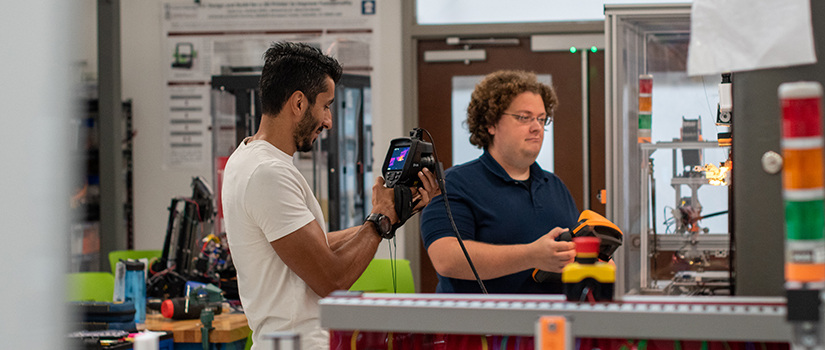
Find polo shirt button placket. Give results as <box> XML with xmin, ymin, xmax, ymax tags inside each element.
<box><xmin>532</xmin><ymin>181</ymin><xmax>542</xmax><ymax>208</ymax></box>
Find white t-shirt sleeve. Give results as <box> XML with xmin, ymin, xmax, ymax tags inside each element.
<box><xmin>244</xmin><ymin>161</ymin><xmax>315</xmax><ymax>242</ymax></box>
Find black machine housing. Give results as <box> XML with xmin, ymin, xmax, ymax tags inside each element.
<box><xmin>157</xmin><ymin>176</ymin><xmax>214</xmax><ymax>278</ymax></box>
<box><xmin>382</xmin><ymin>128</ymin><xmax>437</xmax><ymax>188</ymax></box>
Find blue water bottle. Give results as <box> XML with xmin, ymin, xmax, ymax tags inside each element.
<box><xmin>123</xmin><ymin>260</ymin><xmax>147</xmax><ymax>324</ymax></box>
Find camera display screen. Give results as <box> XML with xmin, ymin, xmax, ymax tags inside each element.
<box><xmin>387</xmin><ymin>146</ymin><xmax>410</xmax><ymax>170</ymax></box>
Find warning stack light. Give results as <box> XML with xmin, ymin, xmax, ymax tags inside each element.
<box><xmin>779</xmin><ymin>81</ymin><xmax>825</xmax><ymax>349</ymax></box>
<box><xmin>638</xmin><ymin>75</ymin><xmax>653</xmax><ymax>144</ymax></box>
<box><xmin>780</xmin><ymin>81</ymin><xmax>825</xmax><ymax>285</ymax></box>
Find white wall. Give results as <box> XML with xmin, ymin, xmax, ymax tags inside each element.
<box><xmin>78</xmin><ymin>0</ymin><xmax>98</xmax><ymax>85</ymax></box>
<box><xmin>89</xmin><ymin>1</ymin><xmax>409</xmax><ymax>256</ymax></box>
<box><xmin>121</xmin><ymin>1</ymin><xmax>197</xmax><ymax>250</ymax></box>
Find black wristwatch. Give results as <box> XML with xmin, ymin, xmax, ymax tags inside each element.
<box><xmin>365</xmin><ymin>213</ymin><xmax>394</xmax><ymax>239</ymax></box>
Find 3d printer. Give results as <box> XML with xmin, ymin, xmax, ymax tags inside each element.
<box><xmin>148</xmin><ymin>177</ymin><xmax>236</xmax><ymax>300</ymax></box>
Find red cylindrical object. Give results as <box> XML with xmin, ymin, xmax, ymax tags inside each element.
<box><xmin>160</xmin><ymin>299</ymin><xmax>177</xmax><ymax>318</ymax></box>
<box><xmin>573</xmin><ymin>236</ymin><xmax>600</xmax><ymax>256</ymax></box>
<box><xmin>160</xmin><ymin>297</ymin><xmax>222</xmax><ymax>320</ymax></box>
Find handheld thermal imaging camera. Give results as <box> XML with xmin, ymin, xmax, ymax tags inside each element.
<box><xmin>382</xmin><ymin>128</ymin><xmax>437</xmax><ymax>188</ymax></box>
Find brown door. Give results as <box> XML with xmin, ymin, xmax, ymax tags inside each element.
<box><xmin>416</xmin><ymin>37</ymin><xmax>605</xmax><ymax>293</ymax></box>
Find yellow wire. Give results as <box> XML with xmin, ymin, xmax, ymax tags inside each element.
<box><xmin>203</xmin><ymin>233</ymin><xmax>220</xmax><ymax>244</ymax></box>
<box><xmin>351</xmin><ymin>330</ymin><xmax>359</xmax><ymax>350</ymax></box>
<box><xmin>481</xmin><ymin>335</ymin><xmax>488</xmax><ymax>350</ymax></box>
<box><xmin>388</xmin><ymin>332</ymin><xmax>393</xmax><ymax>350</ymax></box>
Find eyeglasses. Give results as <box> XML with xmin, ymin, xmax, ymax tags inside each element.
<box><xmin>502</xmin><ymin>112</ymin><xmax>553</xmax><ymax>126</ymax></box>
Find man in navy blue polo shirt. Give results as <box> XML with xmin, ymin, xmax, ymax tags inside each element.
<box><xmin>420</xmin><ymin>70</ymin><xmax>578</xmax><ymax>294</ymax></box>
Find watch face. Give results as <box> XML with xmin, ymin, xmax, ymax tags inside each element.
<box><xmin>378</xmin><ymin>215</ymin><xmax>392</xmax><ymax>234</ymax></box>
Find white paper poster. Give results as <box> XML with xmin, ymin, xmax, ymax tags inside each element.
<box><xmin>161</xmin><ymin>0</ymin><xmax>376</xmax><ymax>169</ymax></box>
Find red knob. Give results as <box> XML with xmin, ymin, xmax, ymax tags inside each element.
<box><xmin>161</xmin><ymin>299</ymin><xmax>175</xmax><ymax>318</ymax></box>
<box><xmin>573</xmin><ymin>236</ymin><xmax>600</xmax><ymax>255</ymax></box>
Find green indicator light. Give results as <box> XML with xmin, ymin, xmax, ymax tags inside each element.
<box><xmin>638</xmin><ymin>114</ymin><xmax>652</xmax><ymax>129</ymax></box>
<box><xmin>569</xmin><ymin>47</ymin><xmax>577</xmax><ymax>53</ymax></box>
<box><xmin>785</xmin><ymin>199</ymin><xmax>825</xmax><ymax>240</ymax></box>
<box><xmin>591</xmin><ymin>46</ymin><xmax>598</xmax><ymax>53</ymax></box>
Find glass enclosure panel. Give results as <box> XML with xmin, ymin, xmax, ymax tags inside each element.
<box><xmin>322</xmin><ymin>75</ymin><xmax>371</xmax><ymax>232</ymax></box>
<box><xmin>211</xmin><ymin>89</ymin><xmax>237</xmax><ymax>159</ymax></box>
<box><xmin>607</xmin><ymin>5</ymin><xmax>732</xmax><ymax>296</ymax></box>
<box><xmin>210</xmin><ymin>74</ymin><xmax>371</xmax><ymax>235</ymax></box>
<box><xmin>363</xmin><ymin>87</ymin><xmax>373</xmax><ymax>215</ymax></box>
<box><xmin>338</xmin><ymin>87</ymin><xmax>363</xmax><ymax>230</ymax></box>
<box><xmin>451</xmin><ymin>75</ymin><xmax>554</xmax><ymax>171</ymax></box>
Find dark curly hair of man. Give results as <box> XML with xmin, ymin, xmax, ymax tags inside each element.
<box><xmin>466</xmin><ymin>70</ymin><xmax>558</xmax><ymax>149</ymax></box>
<box><xmin>259</xmin><ymin>41</ymin><xmax>343</xmax><ymax>116</ymax></box>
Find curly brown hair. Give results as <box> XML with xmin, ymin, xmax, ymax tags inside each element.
<box><xmin>466</xmin><ymin>70</ymin><xmax>558</xmax><ymax>149</ymax></box>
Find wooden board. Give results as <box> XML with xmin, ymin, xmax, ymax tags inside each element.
<box><xmin>144</xmin><ymin>312</ymin><xmax>250</xmax><ymax>343</ymax></box>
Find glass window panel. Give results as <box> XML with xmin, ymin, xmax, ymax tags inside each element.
<box><xmin>417</xmin><ymin>0</ymin><xmax>691</xmax><ymax>25</ymax></box>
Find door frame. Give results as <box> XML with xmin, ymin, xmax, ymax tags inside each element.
<box><xmin>401</xmin><ymin>1</ymin><xmax>604</xmax><ymax>291</ymax></box>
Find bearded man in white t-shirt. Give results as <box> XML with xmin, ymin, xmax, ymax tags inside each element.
<box><xmin>221</xmin><ymin>41</ymin><xmax>440</xmax><ymax>350</ymax></box>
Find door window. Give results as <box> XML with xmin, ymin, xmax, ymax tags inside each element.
<box><xmin>451</xmin><ymin>75</ymin><xmax>554</xmax><ymax>171</ymax></box>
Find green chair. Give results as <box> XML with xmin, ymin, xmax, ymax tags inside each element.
<box><xmin>350</xmin><ymin>259</ymin><xmax>415</xmax><ymax>293</ymax></box>
<box><xmin>67</xmin><ymin>272</ymin><xmax>116</xmax><ymax>302</ymax></box>
<box><xmin>108</xmin><ymin>250</ymin><xmax>163</xmax><ymax>274</ymax></box>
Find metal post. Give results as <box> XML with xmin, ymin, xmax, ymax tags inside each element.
<box><xmin>98</xmin><ymin>0</ymin><xmax>127</xmax><ymax>268</ymax></box>
<box><xmin>581</xmin><ymin>50</ymin><xmax>591</xmax><ymax>210</ymax></box>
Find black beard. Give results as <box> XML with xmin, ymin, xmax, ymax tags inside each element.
<box><xmin>294</xmin><ymin>107</ymin><xmax>320</xmax><ymax>153</ymax></box>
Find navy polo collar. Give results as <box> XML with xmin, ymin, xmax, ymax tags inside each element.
<box><xmin>479</xmin><ymin>151</ymin><xmax>549</xmax><ymax>184</ymax></box>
